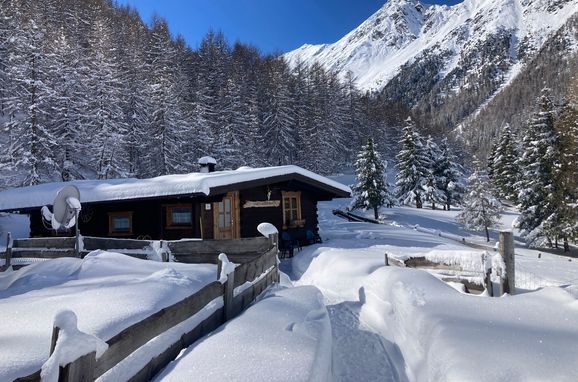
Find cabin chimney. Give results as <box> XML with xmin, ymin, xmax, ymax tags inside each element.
<box><xmin>198</xmin><ymin>156</ymin><xmax>217</xmax><ymax>173</ymax></box>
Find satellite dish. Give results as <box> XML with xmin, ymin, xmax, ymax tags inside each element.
<box><xmin>42</xmin><ymin>185</ymin><xmax>81</xmax><ymax>230</ymax></box>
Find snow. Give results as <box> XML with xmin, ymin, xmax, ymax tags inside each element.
<box><xmin>284</xmin><ymin>0</ymin><xmax>578</xmax><ymax>92</ymax></box>
<box><xmin>217</xmin><ymin>253</ymin><xmax>236</xmax><ymax>283</ymax></box>
<box><xmin>257</xmin><ymin>222</ymin><xmax>278</xmax><ymax>237</ymax></box>
<box><xmin>285</xmin><ymin>176</ymin><xmax>578</xmax><ymax>381</ymax></box>
<box><xmin>0</xmin><ymin>165</ymin><xmax>351</xmax><ymax>212</ymax></box>
<box><xmin>197</xmin><ymin>156</ymin><xmax>217</xmax><ymax>165</ymax></box>
<box><xmin>154</xmin><ymin>285</ymin><xmax>332</xmax><ymax>382</ymax></box>
<box><xmin>97</xmin><ymin>298</ymin><xmax>223</xmax><ymax>382</ymax></box>
<box><xmin>0</xmin><ymin>251</ymin><xmax>216</xmax><ymax>381</ymax></box>
<box><xmin>41</xmin><ymin>310</ymin><xmax>108</xmax><ymax>382</ymax></box>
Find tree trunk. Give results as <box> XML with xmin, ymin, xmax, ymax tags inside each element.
<box><xmin>564</xmin><ymin>237</ymin><xmax>570</xmax><ymax>253</ymax></box>
<box><xmin>485</xmin><ymin>226</ymin><xmax>490</xmax><ymax>242</ymax></box>
<box><xmin>373</xmin><ymin>206</ymin><xmax>379</xmax><ymax>220</ymax></box>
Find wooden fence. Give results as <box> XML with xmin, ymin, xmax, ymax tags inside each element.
<box><xmin>0</xmin><ymin>235</ymin><xmax>271</xmax><ymax>270</ymax></box>
<box><xmin>385</xmin><ymin>231</ymin><xmax>515</xmax><ymax>296</ymax></box>
<box><xmin>14</xmin><ymin>234</ymin><xmax>279</xmax><ymax>382</ymax></box>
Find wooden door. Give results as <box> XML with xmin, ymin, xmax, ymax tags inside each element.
<box><xmin>213</xmin><ymin>191</ymin><xmax>240</xmax><ymax>240</ymax></box>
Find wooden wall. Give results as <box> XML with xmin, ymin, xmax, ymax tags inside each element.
<box><xmin>27</xmin><ymin>179</ymin><xmax>329</xmax><ymax>241</ymax></box>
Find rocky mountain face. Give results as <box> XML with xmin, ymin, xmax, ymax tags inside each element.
<box><xmin>285</xmin><ymin>0</ymin><xmax>578</xmax><ymax>154</ymax></box>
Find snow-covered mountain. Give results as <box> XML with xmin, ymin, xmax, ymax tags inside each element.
<box><xmin>285</xmin><ymin>0</ymin><xmax>578</xmax><ymax>92</ymax></box>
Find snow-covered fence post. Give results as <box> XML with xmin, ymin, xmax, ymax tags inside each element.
<box><xmin>385</xmin><ymin>252</ymin><xmax>389</xmax><ymax>266</ymax></box>
<box><xmin>499</xmin><ymin>231</ymin><xmax>515</xmax><ymax>295</ymax></box>
<box><xmin>258</xmin><ymin>223</ymin><xmax>280</xmax><ymax>282</ymax></box>
<box><xmin>1</xmin><ymin>232</ymin><xmax>12</xmax><ymax>271</ymax></box>
<box><xmin>269</xmin><ymin>232</ymin><xmax>280</xmax><ymax>282</ymax></box>
<box><xmin>218</xmin><ymin>254</ymin><xmax>236</xmax><ymax>321</ymax></box>
<box><xmin>42</xmin><ymin>310</ymin><xmax>107</xmax><ymax>382</ymax></box>
<box><xmin>482</xmin><ymin>252</ymin><xmax>493</xmax><ymax>297</ymax></box>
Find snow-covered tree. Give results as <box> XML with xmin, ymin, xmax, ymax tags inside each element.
<box><xmin>423</xmin><ymin>136</ymin><xmax>444</xmax><ymax>209</ymax></box>
<box><xmin>514</xmin><ymin>92</ymin><xmax>561</xmax><ymax>247</ymax></box>
<box><xmin>491</xmin><ymin>124</ymin><xmax>520</xmax><ymax>201</ymax></box>
<box><xmin>351</xmin><ymin>138</ymin><xmax>394</xmax><ymax>219</ymax></box>
<box><xmin>457</xmin><ymin>163</ymin><xmax>503</xmax><ymax>242</ymax></box>
<box><xmin>435</xmin><ymin>138</ymin><xmax>464</xmax><ymax>210</ymax></box>
<box><xmin>395</xmin><ymin>118</ymin><xmax>429</xmax><ymax>208</ymax></box>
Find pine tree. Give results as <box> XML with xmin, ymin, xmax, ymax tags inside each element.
<box><xmin>547</xmin><ymin>90</ymin><xmax>578</xmax><ymax>251</ymax></box>
<box><xmin>514</xmin><ymin>91</ymin><xmax>561</xmax><ymax>247</ymax></box>
<box><xmin>456</xmin><ymin>163</ymin><xmax>503</xmax><ymax>242</ymax></box>
<box><xmin>395</xmin><ymin>118</ymin><xmax>429</xmax><ymax>208</ymax></box>
<box><xmin>491</xmin><ymin>124</ymin><xmax>520</xmax><ymax>201</ymax></box>
<box><xmin>424</xmin><ymin>136</ymin><xmax>444</xmax><ymax>209</ymax></box>
<box><xmin>351</xmin><ymin>138</ymin><xmax>393</xmax><ymax>219</ymax></box>
<box><xmin>436</xmin><ymin>138</ymin><xmax>464</xmax><ymax>210</ymax></box>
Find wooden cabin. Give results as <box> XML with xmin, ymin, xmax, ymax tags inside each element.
<box><xmin>0</xmin><ymin>163</ymin><xmax>350</xmax><ymax>245</ymax></box>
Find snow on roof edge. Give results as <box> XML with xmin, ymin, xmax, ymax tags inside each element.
<box><xmin>0</xmin><ymin>166</ymin><xmax>351</xmax><ymax>212</ymax></box>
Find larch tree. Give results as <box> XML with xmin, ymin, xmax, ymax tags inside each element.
<box><xmin>456</xmin><ymin>163</ymin><xmax>503</xmax><ymax>242</ymax></box>
<box><xmin>351</xmin><ymin>138</ymin><xmax>393</xmax><ymax>219</ymax></box>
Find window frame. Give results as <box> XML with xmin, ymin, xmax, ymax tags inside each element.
<box><xmin>282</xmin><ymin>191</ymin><xmax>304</xmax><ymax>229</ymax></box>
<box><xmin>108</xmin><ymin>211</ymin><xmax>133</xmax><ymax>236</ymax></box>
<box><xmin>165</xmin><ymin>203</ymin><xmax>194</xmax><ymax>229</ymax></box>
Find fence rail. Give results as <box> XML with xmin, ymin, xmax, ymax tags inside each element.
<box><xmin>0</xmin><ymin>235</ymin><xmax>271</xmax><ymax>270</ymax></box>
<box><xmin>13</xmin><ymin>233</ymin><xmax>279</xmax><ymax>382</ymax></box>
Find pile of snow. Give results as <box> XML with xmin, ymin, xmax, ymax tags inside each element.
<box><xmin>155</xmin><ymin>286</ymin><xmax>332</xmax><ymax>382</ymax></box>
<box><xmin>0</xmin><ymin>251</ymin><xmax>216</xmax><ymax>381</ymax></box>
<box><xmin>360</xmin><ymin>267</ymin><xmax>578</xmax><ymax>381</ymax></box>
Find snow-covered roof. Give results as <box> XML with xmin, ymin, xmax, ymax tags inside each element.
<box><xmin>0</xmin><ymin>165</ymin><xmax>351</xmax><ymax>211</ymax></box>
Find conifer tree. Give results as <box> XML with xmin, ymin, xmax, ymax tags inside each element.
<box><xmin>436</xmin><ymin>138</ymin><xmax>464</xmax><ymax>210</ymax></box>
<box><xmin>424</xmin><ymin>136</ymin><xmax>444</xmax><ymax>209</ymax></box>
<box><xmin>457</xmin><ymin>163</ymin><xmax>503</xmax><ymax>242</ymax></box>
<box><xmin>395</xmin><ymin>118</ymin><xmax>429</xmax><ymax>208</ymax></box>
<box><xmin>514</xmin><ymin>92</ymin><xmax>562</xmax><ymax>246</ymax></box>
<box><xmin>491</xmin><ymin>124</ymin><xmax>520</xmax><ymax>201</ymax></box>
<box><xmin>351</xmin><ymin>138</ymin><xmax>393</xmax><ymax>219</ymax></box>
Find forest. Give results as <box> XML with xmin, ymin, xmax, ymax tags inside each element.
<box><xmin>0</xmin><ymin>0</ymin><xmax>407</xmax><ymax>188</ymax></box>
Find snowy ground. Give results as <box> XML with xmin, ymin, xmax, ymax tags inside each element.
<box><xmin>155</xmin><ymin>285</ymin><xmax>332</xmax><ymax>382</ymax></box>
<box><xmin>2</xmin><ymin>174</ymin><xmax>578</xmax><ymax>381</ymax></box>
<box><xmin>281</xmin><ymin>174</ymin><xmax>578</xmax><ymax>381</ymax></box>
<box><xmin>0</xmin><ymin>251</ymin><xmax>216</xmax><ymax>381</ymax></box>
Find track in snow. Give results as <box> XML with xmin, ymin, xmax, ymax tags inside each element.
<box><xmin>327</xmin><ymin>300</ymin><xmax>408</xmax><ymax>382</ymax></box>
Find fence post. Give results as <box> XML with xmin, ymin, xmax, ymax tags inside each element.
<box><xmin>1</xmin><ymin>233</ymin><xmax>12</xmax><ymax>271</ymax></box>
<box><xmin>385</xmin><ymin>252</ymin><xmax>389</xmax><ymax>266</ymax></box>
<box><xmin>270</xmin><ymin>233</ymin><xmax>280</xmax><ymax>282</ymax></box>
<box><xmin>49</xmin><ymin>319</ymin><xmax>96</xmax><ymax>382</ymax></box>
<box><xmin>499</xmin><ymin>231</ymin><xmax>515</xmax><ymax>295</ymax></box>
<box><xmin>218</xmin><ymin>256</ymin><xmax>236</xmax><ymax>321</ymax></box>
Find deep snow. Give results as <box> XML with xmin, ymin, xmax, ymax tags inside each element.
<box><xmin>286</xmin><ymin>176</ymin><xmax>578</xmax><ymax>381</ymax></box>
<box><xmin>0</xmin><ymin>251</ymin><xmax>216</xmax><ymax>381</ymax></box>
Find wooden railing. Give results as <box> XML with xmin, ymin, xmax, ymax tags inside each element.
<box><xmin>14</xmin><ymin>234</ymin><xmax>279</xmax><ymax>382</ymax></box>
<box><xmin>0</xmin><ymin>235</ymin><xmax>271</xmax><ymax>270</ymax></box>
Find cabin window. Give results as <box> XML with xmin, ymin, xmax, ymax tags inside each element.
<box><xmin>108</xmin><ymin>212</ymin><xmax>133</xmax><ymax>235</ymax></box>
<box><xmin>166</xmin><ymin>204</ymin><xmax>193</xmax><ymax>228</ymax></box>
<box><xmin>217</xmin><ymin>198</ymin><xmax>232</xmax><ymax>229</ymax></box>
<box><xmin>282</xmin><ymin>191</ymin><xmax>303</xmax><ymax>228</ymax></box>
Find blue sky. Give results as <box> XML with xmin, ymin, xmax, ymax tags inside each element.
<box><xmin>115</xmin><ymin>0</ymin><xmax>463</xmax><ymax>54</ymax></box>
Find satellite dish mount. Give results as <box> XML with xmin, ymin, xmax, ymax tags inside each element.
<box><xmin>41</xmin><ymin>185</ymin><xmax>82</xmax><ymax>257</ymax></box>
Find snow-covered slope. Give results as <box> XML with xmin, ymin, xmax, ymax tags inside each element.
<box><xmin>284</xmin><ymin>0</ymin><xmax>578</xmax><ymax>92</ymax></box>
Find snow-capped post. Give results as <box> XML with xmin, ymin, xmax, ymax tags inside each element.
<box><xmin>2</xmin><ymin>232</ymin><xmax>12</xmax><ymax>271</ymax></box>
<box><xmin>482</xmin><ymin>252</ymin><xmax>493</xmax><ymax>297</ymax></box>
<box><xmin>257</xmin><ymin>222</ymin><xmax>280</xmax><ymax>282</ymax></box>
<box><xmin>42</xmin><ymin>310</ymin><xmax>107</xmax><ymax>382</ymax></box>
<box><xmin>218</xmin><ymin>253</ymin><xmax>236</xmax><ymax>321</ymax></box>
<box><xmin>499</xmin><ymin>231</ymin><xmax>515</xmax><ymax>295</ymax></box>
